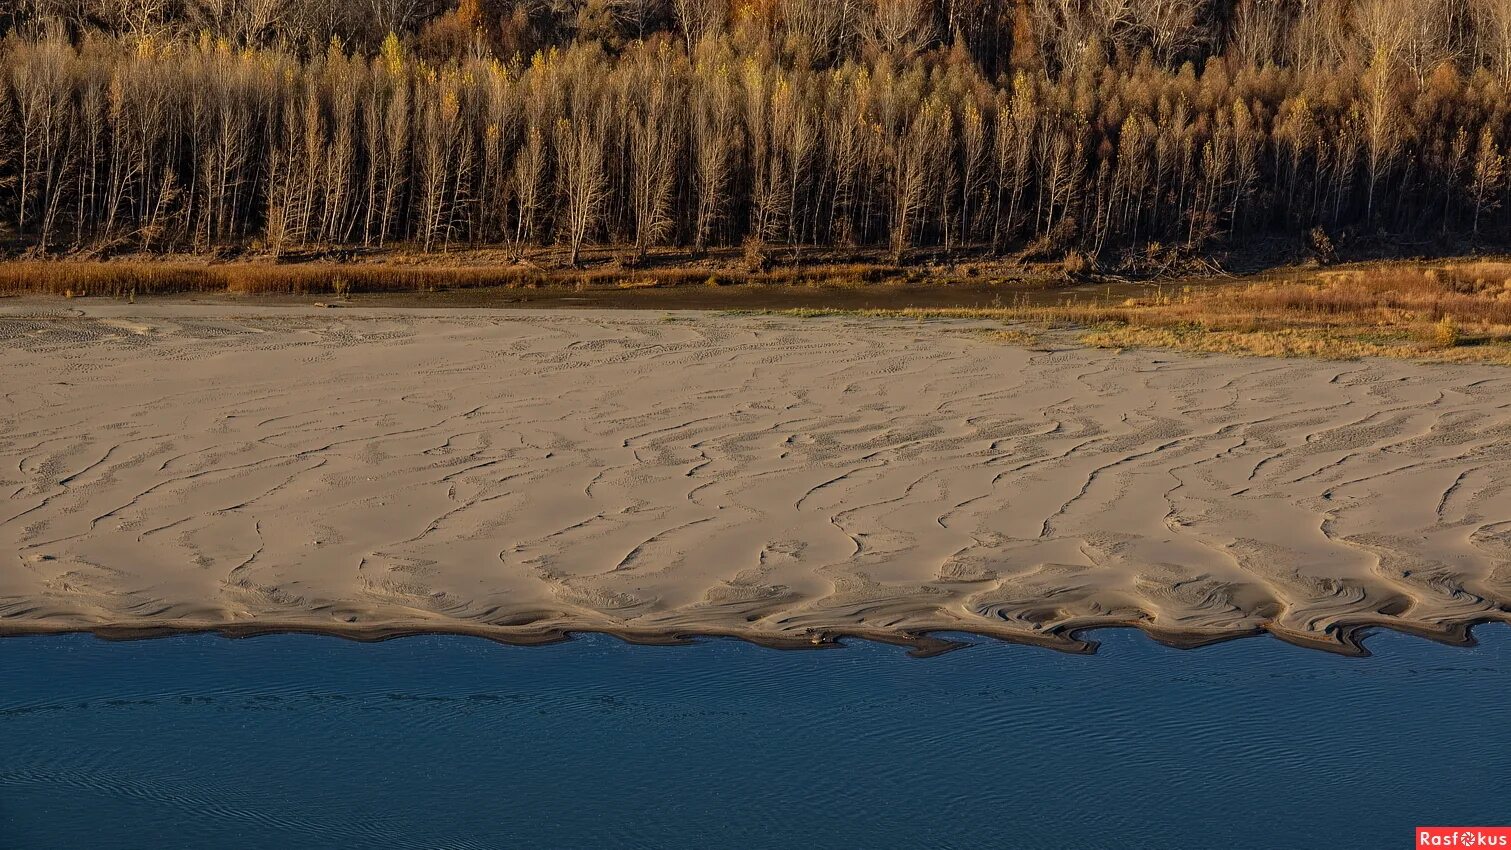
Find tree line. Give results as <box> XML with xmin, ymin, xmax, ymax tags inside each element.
<box><xmin>3</xmin><ymin>0</ymin><xmax>1511</xmax><ymax>267</ymax></box>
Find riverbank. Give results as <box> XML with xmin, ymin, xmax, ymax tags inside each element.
<box><xmin>0</xmin><ymin>250</ymin><xmax>1068</xmax><ymax>298</ymax></box>
<box><xmin>9</xmin><ymin>256</ymin><xmax>1511</xmax><ymax>364</ymax></box>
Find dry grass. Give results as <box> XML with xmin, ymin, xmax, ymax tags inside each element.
<box><xmin>0</xmin><ymin>261</ymin><xmax>739</xmax><ymax>296</ymax></box>
<box><xmin>13</xmin><ymin>256</ymin><xmax>1511</xmax><ymax>365</ymax></box>
<box><xmin>0</xmin><ymin>259</ymin><xmax>913</xmax><ymax>297</ymax></box>
<box><xmin>1096</xmin><ymin>261</ymin><xmax>1511</xmax><ymax>363</ymax></box>
<box><xmin>1079</xmin><ymin>326</ymin><xmax>1433</xmax><ymax>360</ymax></box>
<box><xmin>764</xmin><ymin>261</ymin><xmax>1511</xmax><ymax>365</ymax></box>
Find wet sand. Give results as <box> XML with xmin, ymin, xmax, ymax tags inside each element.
<box><xmin>3</xmin><ymin>302</ymin><xmax>1509</xmax><ymax>654</ymax></box>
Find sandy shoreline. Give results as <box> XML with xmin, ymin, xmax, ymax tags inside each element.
<box><xmin>3</xmin><ymin>302</ymin><xmax>1510</xmax><ymax>655</ymax></box>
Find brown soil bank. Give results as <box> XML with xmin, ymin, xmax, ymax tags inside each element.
<box><xmin>2</xmin><ymin>304</ymin><xmax>1508</xmax><ymax>655</ymax></box>
<box><xmin>0</xmin><ymin>252</ymin><xmax>1049</xmax><ymax>297</ymax></box>
<box><xmin>13</xmin><ymin>256</ymin><xmax>1511</xmax><ymax>365</ymax></box>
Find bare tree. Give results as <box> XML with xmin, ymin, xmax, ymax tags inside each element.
<box><xmin>824</xmin><ymin>71</ymin><xmax>867</xmax><ymax>246</ymax></box>
<box><xmin>992</xmin><ymin>72</ymin><xmax>1036</xmax><ymax>249</ymax></box>
<box><xmin>415</xmin><ymin>70</ymin><xmax>464</xmax><ymax>251</ymax></box>
<box><xmin>8</xmin><ymin>27</ymin><xmax>77</xmax><ymax>246</ymax></box>
<box><xmin>1229</xmin><ymin>0</ymin><xmax>1287</xmax><ymax>66</ymax></box>
<box><xmin>1128</xmin><ymin>0</ymin><xmax>1206</xmax><ymax>67</ymax></box>
<box><xmin>476</xmin><ymin>59</ymin><xmax>519</xmax><ymax>244</ymax></box>
<box><xmin>191</xmin><ymin>0</ymin><xmax>290</xmax><ymax>45</ymax></box>
<box><xmin>368</xmin><ymin>0</ymin><xmax>427</xmax><ymax>36</ymax></box>
<box><xmin>742</xmin><ymin>62</ymin><xmax>789</xmax><ymax>246</ymax></box>
<box><xmin>610</xmin><ymin>0</ymin><xmax>666</xmax><ymax>40</ymax></box>
<box><xmin>1353</xmin><ymin>0</ymin><xmax>1452</xmax><ymax>82</ymax></box>
<box><xmin>774</xmin><ymin>72</ymin><xmax>815</xmax><ymax>246</ymax></box>
<box><xmin>889</xmin><ymin>97</ymin><xmax>948</xmax><ymax>263</ymax></box>
<box><xmin>375</xmin><ymin>35</ymin><xmax>410</xmax><ymax>245</ymax></box>
<box><xmin>510</xmin><ymin>58</ymin><xmax>554</xmax><ymax>256</ymax></box>
<box><xmin>1288</xmin><ymin>0</ymin><xmax>1351</xmax><ymax>74</ymax></box>
<box><xmin>622</xmin><ymin>43</ymin><xmax>683</xmax><ymax>257</ymax></box>
<box><xmin>957</xmin><ymin>98</ymin><xmax>989</xmax><ymax>242</ymax></box>
<box><xmin>1029</xmin><ymin>0</ymin><xmax>1082</xmax><ymax>78</ymax></box>
<box><xmin>555</xmin><ymin>67</ymin><xmax>609</xmax><ymax>266</ymax></box>
<box><xmin>690</xmin><ymin>52</ymin><xmax>739</xmax><ymax>253</ymax></box>
<box><xmin>1471</xmin><ymin>125</ymin><xmax>1505</xmax><ymax>233</ymax></box>
<box><xmin>670</xmin><ymin>0</ymin><xmax>723</xmax><ymax>49</ymax></box>
<box><xmin>87</xmin><ymin>0</ymin><xmax>174</xmax><ymax>37</ymax></box>
<box><xmin>782</xmin><ymin>0</ymin><xmax>858</xmax><ymax>63</ymax></box>
<box><xmin>1360</xmin><ymin>46</ymin><xmax>1403</xmax><ymax>220</ymax></box>
<box><xmin>863</xmin><ymin>0</ymin><xmax>933</xmax><ymax>57</ymax></box>
<box><xmin>1475</xmin><ymin>0</ymin><xmax>1511</xmax><ymax>79</ymax></box>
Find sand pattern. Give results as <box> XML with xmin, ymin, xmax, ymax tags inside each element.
<box><xmin>3</xmin><ymin>304</ymin><xmax>1510</xmax><ymax>653</ymax></box>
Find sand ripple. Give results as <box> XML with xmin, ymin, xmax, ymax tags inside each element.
<box><xmin>3</xmin><ymin>304</ymin><xmax>1510</xmax><ymax>653</ymax></box>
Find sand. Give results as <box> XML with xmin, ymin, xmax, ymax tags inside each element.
<box><xmin>2</xmin><ymin>302</ymin><xmax>1509</xmax><ymax>655</ymax></box>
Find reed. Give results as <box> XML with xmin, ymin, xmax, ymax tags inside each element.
<box><xmin>0</xmin><ymin>260</ymin><xmax>909</xmax><ymax>297</ymax></box>
<box><xmin>768</xmin><ymin>261</ymin><xmax>1511</xmax><ymax>364</ymax></box>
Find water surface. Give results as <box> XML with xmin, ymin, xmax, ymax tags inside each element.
<box><xmin>2</xmin><ymin>628</ymin><xmax>1507</xmax><ymax>849</ymax></box>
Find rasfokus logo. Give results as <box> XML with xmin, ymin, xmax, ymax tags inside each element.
<box><xmin>1418</xmin><ymin>827</ymin><xmax>1511</xmax><ymax>848</ymax></box>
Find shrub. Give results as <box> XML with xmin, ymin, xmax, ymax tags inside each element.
<box><xmin>1432</xmin><ymin>315</ymin><xmax>1461</xmax><ymax>348</ymax></box>
<box><xmin>1061</xmin><ymin>251</ymin><xmax>1093</xmax><ymax>278</ymax></box>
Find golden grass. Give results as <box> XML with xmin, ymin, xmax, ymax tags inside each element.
<box><xmin>763</xmin><ymin>261</ymin><xmax>1511</xmax><ymax>365</ymax></box>
<box><xmin>12</xmin><ymin>256</ymin><xmax>1511</xmax><ymax>365</ymax></box>
<box><xmin>0</xmin><ymin>260</ymin><xmax>912</xmax><ymax>297</ymax></box>
<box><xmin>0</xmin><ymin>261</ymin><xmax>733</xmax><ymax>296</ymax></box>
<box><xmin>1081</xmin><ymin>326</ymin><xmax>1423</xmax><ymax>360</ymax></box>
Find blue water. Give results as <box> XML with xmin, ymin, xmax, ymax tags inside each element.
<box><xmin>1</xmin><ymin>628</ymin><xmax>1507</xmax><ymax>850</ymax></box>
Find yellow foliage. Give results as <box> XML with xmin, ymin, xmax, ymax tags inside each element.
<box><xmin>381</xmin><ymin>32</ymin><xmax>404</xmax><ymax>75</ymax></box>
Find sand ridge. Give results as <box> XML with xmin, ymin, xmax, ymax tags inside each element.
<box><xmin>2</xmin><ymin>303</ymin><xmax>1509</xmax><ymax>654</ymax></box>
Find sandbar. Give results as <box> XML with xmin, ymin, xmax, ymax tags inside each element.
<box><xmin>3</xmin><ymin>302</ymin><xmax>1509</xmax><ymax>654</ymax></box>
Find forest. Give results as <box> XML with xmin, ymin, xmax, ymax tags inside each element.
<box><xmin>1</xmin><ymin>0</ymin><xmax>1510</xmax><ymax>272</ymax></box>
